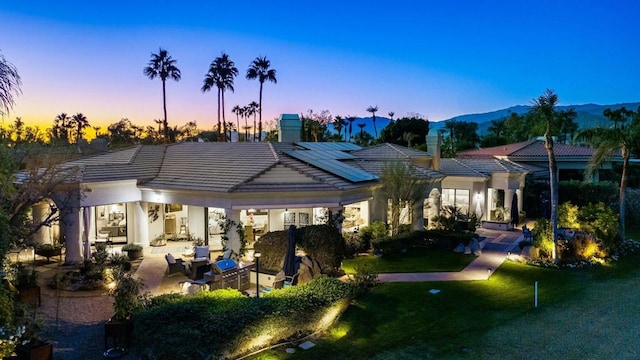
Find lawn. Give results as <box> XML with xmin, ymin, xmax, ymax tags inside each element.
<box><xmin>341</xmin><ymin>247</ymin><xmax>476</xmax><ymax>273</ymax></box>
<box><xmin>254</xmin><ymin>252</ymin><xmax>640</xmax><ymax>359</ymax></box>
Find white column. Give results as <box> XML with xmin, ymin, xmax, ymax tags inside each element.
<box><xmin>368</xmin><ymin>188</ymin><xmax>388</xmax><ymax>224</ymax></box>
<box><xmin>63</xmin><ymin>207</ymin><xmax>82</xmax><ymax>265</ymax></box>
<box><xmin>225</xmin><ymin>208</ymin><xmax>242</xmax><ymax>255</ymax></box>
<box><xmin>329</xmin><ymin>206</ymin><xmax>344</xmax><ymax>233</ymax></box>
<box><xmin>134</xmin><ymin>202</ymin><xmax>149</xmax><ymax>246</ymax></box>
<box><xmin>32</xmin><ymin>201</ymin><xmax>52</xmax><ymax>245</ymax></box>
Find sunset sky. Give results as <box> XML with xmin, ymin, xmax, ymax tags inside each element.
<box><xmin>2</xmin><ymin>1</ymin><xmax>639</xmax><ymax>133</ymax></box>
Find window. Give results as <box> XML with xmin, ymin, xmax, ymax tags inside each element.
<box><xmin>441</xmin><ymin>189</ymin><xmax>470</xmax><ymax>215</ymax></box>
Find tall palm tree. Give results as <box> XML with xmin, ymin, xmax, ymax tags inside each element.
<box><xmin>576</xmin><ymin>106</ymin><xmax>639</xmax><ymax>244</ymax></box>
<box><xmin>357</xmin><ymin>122</ymin><xmax>366</xmax><ymax>137</ymax></box>
<box><xmin>367</xmin><ymin>105</ymin><xmax>379</xmax><ymax>139</ymax></box>
<box><xmin>488</xmin><ymin>118</ymin><xmax>506</xmax><ymax>138</ymax></box>
<box><xmin>0</xmin><ymin>51</ymin><xmax>22</xmax><ymax>118</ymax></box>
<box><xmin>70</xmin><ymin>112</ymin><xmax>89</xmax><ymax>143</ymax></box>
<box><xmin>53</xmin><ymin>112</ymin><xmax>70</xmax><ymax>141</ymax></box>
<box><xmin>247</xmin><ymin>101</ymin><xmax>259</xmax><ymax>141</ymax></box>
<box><xmin>232</xmin><ymin>105</ymin><xmax>242</xmax><ymax>142</ymax></box>
<box><xmin>203</xmin><ymin>53</ymin><xmax>238</xmax><ymax>142</ymax></box>
<box><xmin>246</xmin><ymin>56</ymin><xmax>277</xmax><ymax>141</ymax></box>
<box><xmin>388</xmin><ymin>111</ymin><xmax>395</xmax><ymax>121</ymax></box>
<box><xmin>143</xmin><ymin>48</ymin><xmax>181</xmax><ymax>141</ymax></box>
<box><xmin>531</xmin><ymin>89</ymin><xmax>560</xmax><ymax>264</ymax></box>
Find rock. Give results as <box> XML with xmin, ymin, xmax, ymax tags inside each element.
<box><xmin>453</xmin><ymin>242</ymin><xmax>465</xmax><ymax>253</ymax></box>
<box><xmin>469</xmin><ymin>238</ymin><xmax>482</xmax><ymax>256</ymax></box>
<box><xmin>521</xmin><ymin>246</ymin><xmax>539</xmax><ymax>260</ymax></box>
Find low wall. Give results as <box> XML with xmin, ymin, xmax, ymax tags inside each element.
<box><xmin>481</xmin><ymin>220</ymin><xmax>514</xmax><ymax>231</ymax></box>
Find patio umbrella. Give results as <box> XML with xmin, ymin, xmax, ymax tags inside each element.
<box><xmin>283</xmin><ymin>225</ymin><xmax>297</xmax><ymax>280</ymax></box>
<box><xmin>510</xmin><ymin>193</ymin><xmax>519</xmax><ymax>226</ymax></box>
<box><xmin>82</xmin><ymin>206</ymin><xmax>92</xmax><ymax>260</ymax></box>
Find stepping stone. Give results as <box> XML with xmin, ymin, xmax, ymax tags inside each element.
<box><xmin>299</xmin><ymin>341</ymin><xmax>315</xmax><ymax>350</ymax></box>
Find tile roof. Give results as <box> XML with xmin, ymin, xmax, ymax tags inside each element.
<box><xmin>459</xmin><ymin>140</ymin><xmax>596</xmax><ymax>158</ymax></box>
<box><xmin>440</xmin><ymin>158</ymin><xmax>529</xmax><ymax>177</ymax></box>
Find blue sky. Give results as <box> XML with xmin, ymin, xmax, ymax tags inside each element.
<box><xmin>1</xmin><ymin>0</ymin><xmax>639</xmax><ymax>130</ymax></box>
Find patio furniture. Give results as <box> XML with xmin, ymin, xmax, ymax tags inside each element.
<box><xmin>165</xmin><ymin>253</ymin><xmax>187</xmax><ymax>277</ymax></box>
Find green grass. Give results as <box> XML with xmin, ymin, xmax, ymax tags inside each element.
<box><xmin>341</xmin><ymin>248</ymin><xmax>476</xmax><ymax>274</ymax></box>
<box><xmin>254</xmin><ymin>252</ymin><xmax>640</xmax><ymax>359</ymax></box>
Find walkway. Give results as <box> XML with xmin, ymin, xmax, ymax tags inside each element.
<box><xmin>376</xmin><ymin>228</ymin><xmax>524</xmax><ymax>282</ymax></box>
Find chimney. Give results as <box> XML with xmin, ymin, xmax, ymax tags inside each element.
<box><xmin>425</xmin><ymin>134</ymin><xmax>441</xmax><ymax>170</ymax></box>
<box><xmin>278</xmin><ymin>114</ymin><xmax>302</xmax><ymax>142</ymax></box>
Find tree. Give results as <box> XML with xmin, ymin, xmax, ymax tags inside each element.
<box><xmin>346</xmin><ymin>116</ymin><xmax>357</xmax><ymax>142</ymax></box>
<box><xmin>441</xmin><ymin>119</ymin><xmax>479</xmax><ymax>157</ymax></box>
<box><xmin>232</xmin><ymin>105</ymin><xmax>242</xmax><ymax>142</ymax></box>
<box><xmin>531</xmin><ymin>89</ymin><xmax>560</xmax><ymax>263</ymax></box>
<box><xmin>332</xmin><ymin>116</ymin><xmax>346</xmax><ymax>141</ymax></box>
<box><xmin>143</xmin><ymin>48</ymin><xmax>181</xmax><ymax>141</ymax></box>
<box><xmin>70</xmin><ymin>113</ymin><xmax>89</xmax><ymax>144</ymax></box>
<box><xmin>388</xmin><ymin>111</ymin><xmax>395</xmax><ymax>121</ymax></box>
<box><xmin>248</xmin><ymin>101</ymin><xmax>259</xmax><ymax>141</ymax></box>
<box><xmin>51</xmin><ymin>112</ymin><xmax>71</xmax><ymax>143</ymax></box>
<box><xmin>558</xmin><ymin>108</ymin><xmax>578</xmax><ymax>144</ymax></box>
<box><xmin>357</xmin><ymin>122</ymin><xmax>366</xmax><ymax>137</ymax></box>
<box><xmin>203</xmin><ymin>53</ymin><xmax>238</xmax><ymax>142</ymax></box>
<box><xmin>0</xmin><ymin>51</ymin><xmax>22</xmax><ymax>118</ymax></box>
<box><xmin>380</xmin><ymin>116</ymin><xmax>430</xmax><ymax>148</ymax></box>
<box><xmin>367</xmin><ymin>105</ymin><xmax>379</xmax><ymax>139</ymax></box>
<box><xmin>575</xmin><ymin>106</ymin><xmax>640</xmax><ymax>244</ymax></box>
<box><xmin>381</xmin><ymin>161</ymin><xmax>430</xmax><ymax>235</ymax></box>
<box><xmin>246</xmin><ymin>56</ymin><xmax>277</xmax><ymax>141</ymax></box>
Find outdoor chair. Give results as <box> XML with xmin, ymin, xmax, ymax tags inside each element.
<box><xmin>165</xmin><ymin>253</ymin><xmax>187</xmax><ymax>277</ymax></box>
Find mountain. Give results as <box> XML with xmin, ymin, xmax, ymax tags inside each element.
<box><xmin>430</xmin><ymin>102</ymin><xmax>640</xmax><ymax>135</ymax></box>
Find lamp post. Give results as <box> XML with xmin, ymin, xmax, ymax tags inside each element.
<box><xmin>254</xmin><ymin>250</ymin><xmax>261</xmax><ymax>298</ymax></box>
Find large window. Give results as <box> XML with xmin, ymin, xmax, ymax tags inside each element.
<box><xmin>95</xmin><ymin>203</ymin><xmax>127</xmax><ymax>243</ymax></box>
<box><xmin>441</xmin><ymin>189</ymin><xmax>470</xmax><ymax>215</ymax></box>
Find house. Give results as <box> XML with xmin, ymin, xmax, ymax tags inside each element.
<box><xmin>30</xmin><ymin>115</ymin><xmax>530</xmax><ymax>264</ymax></box>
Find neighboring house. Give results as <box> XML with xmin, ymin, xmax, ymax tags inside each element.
<box><xmin>29</xmin><ymin>115</ymin><xmax>530</xmax><ymax>264</ymax></box>
<box><xmin>457</xmin><ymin>140</ymin><xmax>612</xmax><ymax>181</ymax></box>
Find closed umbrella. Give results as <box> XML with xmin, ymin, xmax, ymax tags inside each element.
<box><xmin>83</xmin><ymin>207</ymin><xmax>92</xmax><ymax>260</ymax></box>
<box><xmin>283</xmin><ymin>225</ymin><xmax>297</xmax><ymax>281</ymax></box>
<box><xmin>510</xmin><ymin>193</ymin><xmax>519</xmax><ymax>226</ymax></box>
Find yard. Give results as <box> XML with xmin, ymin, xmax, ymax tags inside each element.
<box><xmin>254</xmin><ymin>251</ymin><xmax>640</xmax><ymax>359</ymax></box>
<box><xmin>341</xmin><ymin>247</ymin><xmax>476</xmax><ymax>274</ymax></box>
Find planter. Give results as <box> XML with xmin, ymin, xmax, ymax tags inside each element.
<box><xmin>15</xmin><ymin>340</ymin><xmax>53</xmax><ymax>360</ymax></box>
<box><xmin>124</xmin><ymin>249</ymin><xmax>143</xmax><ymax>260</ymax></box>
<box><xmin>34</xmin><ymin>247</ymin><xmax>62</xmax><ymax>263</ymax></box>
<box><xmin>104</xmin><ymin>319</ymin><xmax>133</xmax><ymax>351</ymax></box>
<box><xmin>17</xmin><ymin>286</ymin><xmax>41</xmax><ymax>307</ymax></box>
<box><xmin>481</xmin><ymin>220</ymin><xmax>514</xmax><ymax>231</ymax></box>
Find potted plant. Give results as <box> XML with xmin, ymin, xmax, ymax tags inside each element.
<box><xmin>34</xmin><ymin>243</ymin><xmax>62</xmax><ymax>263</ymax></box>
<box><xmin>105</xmin><ymin>269</ymin><xmax>146</xmax><ymax>349</ymax></box>
<box><xmin>121</xmin><ymin>244</ymin><xmax>143</xmax><ymax>260</ymax></box>
<box><xmin>13</xmin><ymin>264</ymin><xmax>40</xmax><ymax>307</ymax></box>
<box><xmin>13</xmin><ymin>302</ymin><xmax>53</xmax><ymax>360</ymax></box>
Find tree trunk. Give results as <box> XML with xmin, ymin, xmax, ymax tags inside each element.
<box><xmin>162</xmin><ymin>80</ymin><xmax>168</xmax><ymax>142</ymax></box>
<box><xmin>258</xmin><ymin>82</ymin><xmax>263</xmax><ymax>141</ymax></box>
<box><xmin>620</xmin><ymin>147</ymin><xmax>629</xmax><ymax>243</ymax></box>
<box><xmin>545</xmin><ymin>134</ymin><xmax>559</xmax><ymax>264</ymax></box>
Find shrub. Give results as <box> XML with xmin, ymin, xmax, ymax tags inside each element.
<box><xmin>572</xmin><ymin>232</ymin><xmax>606</xmax><ymax>259</ymax></box>
<box><xmin>109</xmin><ymin>253</ymin><xmax>132</xmax><ymax>272</ymax></box>
<box><xmin>558</xmin><ymin>202</ymin><xmax>579</xmax><ymax>229</ymax></box>
<box><xmin>343</xmin><ymin>231</ymin><xmax>367</xmax><ymax>258</ymax></box>
<box><xmin>359</xmin><ymin>221</ymin><xmax>388</xmax><ymax>249</ymax></box>
<box><xmin>423</xmin><ymin>229</ymin><xmax>474</xmax><ymax>250</ymax></box>
<box><xmin>347</xmin><ymin>264</ymin><xmax>379</xmax><ymax>297</ymax></box>
<box><xmin>559</xmin><ymin>180</ymin><xmax>618</xmax><ymax>208</ymax></box>
<box><xmin>299</xmin><ymin>225</ymin><xmax>346</xmax><ymax>276</ymax></box>
<box><xmin>576</xmin><ymin>202</ymin><xmax>619</xmax><ymax>253</ymax></box>
<box><xmin>254</xmin><ymin>225</ymin><xmax>346</xmax><ymax>276</ymax></box>
<box><xmin>626</xmin><ymin>188</ymin><xmax>640</xmax><ymax>225</ymax></box>
<box><xmin>532</xmin><ymin>218</ymin><xmax>554</xmax><ymax>258</ymax></box>
<box><xmin>121</xmin><ymin>244</ymin><xmax>142</xmax><ymax>252</ymax></box>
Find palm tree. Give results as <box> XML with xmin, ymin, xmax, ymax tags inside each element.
<box><xmin>232</xmin><ymin>105</ymin><xmax>242</xmax><ymax>142</ymax></box>
<box><xmin>346</xmin><ymin>116</ymin><xmax>357</xmax><ymax>142</ymax></box>
<box><xmin>531</xmin><ymin>89</ymin><xmax>560</xmax><ymax>264</ymax></box>
<box><xmin>143</xmin><ymin>48</ymin><xmax>181</xmax><ymax>141</ymax></box>
<box><xmin>367</xmin><ymin>105</ymin><xmax>379</xmax><ymax>139</ymax></box>
<box><xmin>576</xmin><ymin>106</ymin><xmax>639</xmax><ymax>244</ymax></box>
<box><xmin>248</xmin><ymin>101</ymin><xmax>259</xmax><ymax>141</ymax></box>
<box><xmin>332</xmin><ymin>116</ymin><xmax>345</xmax><ymax>140</ymax></box>
<box><xmin>70</xmin><ymin>112</ymin><xmax>89</xmax><ymax>143</ymax></box>
<box><xmin>488</xmin><ymin>118</ymin><xmax>506</xmax><ymax>138</ymax></box>
<box><xmin>53</xmin><ymin>112</ymin><xmax>70</xmax><ymax>141</ymax></box>
<box><xmin>388</xmin><ymin>111</ymin><xmax>395</xmax><ymax>121</ymax></box>
<box><xmin>0</xmin><ymin>51</ymin><xmax>22</xmax><ymax>118</ymax></box>
<box><xmin>246</xmin><ymin>56</ymin><xmax>277</xmax><ymax>141</ymax></box>
<box><xmin>203</xmin><ymin>53</ymin><xmax>238</xmax><ymax>142</ymax></box>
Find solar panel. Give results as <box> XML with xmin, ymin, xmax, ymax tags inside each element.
<box><xmin>295</xmin><ymin>142</ymin><xmax>362</xmax><ymax>152</ymax></box>
<box><xmin>285</xmin><ymin>150</ymin><xmax>378</xmax><ymax>182</ymax></box>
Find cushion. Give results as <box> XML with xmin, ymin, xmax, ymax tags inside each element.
<box><xmin>166</xmin><ymin>253</ymin><xmax>176</xmax><ymax>264</ymax></box>
<box><xmin>194</xmin><ymin>246</ymin><xmax>209</xmax><ymax>259</ymax></box>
